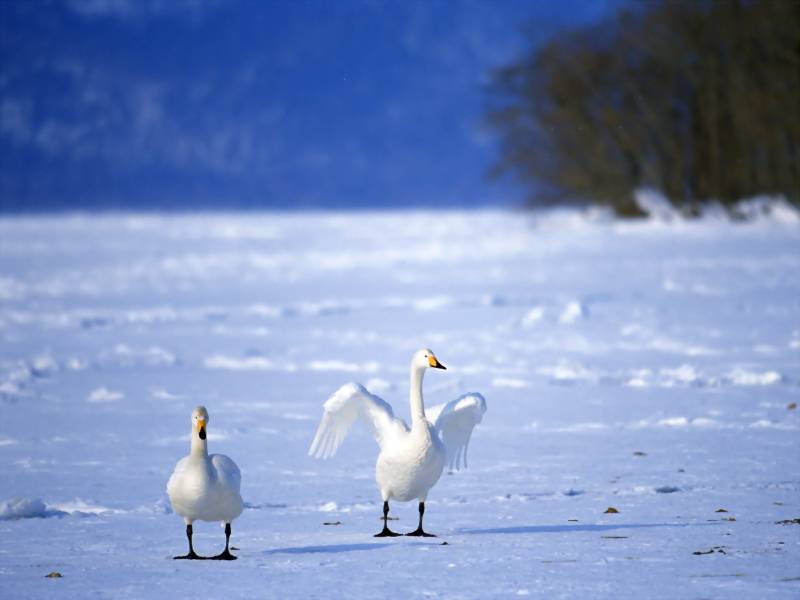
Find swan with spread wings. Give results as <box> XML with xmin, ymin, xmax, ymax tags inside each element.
<box><xmin>309</xmin><ymin>348</ymin><xmax>486</xmax><ymax>537</ymax></box>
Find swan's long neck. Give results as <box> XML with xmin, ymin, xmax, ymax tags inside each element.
<box><xmin>190</xmin><ymin>428</ymin><xmax>208</xmax><ymax>458</ymax></box>
<box><xmin>410</xmin><ymin>365</ymin><xmax>427</xmax><ymax>426</ymax></box>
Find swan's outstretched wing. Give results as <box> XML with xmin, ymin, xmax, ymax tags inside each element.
<box><xmin>428</xmin><ymin>393</ymin><xmax>487</xmax><ymax>470</ymax></box>
<box><xmin>308</xmin><ymin>382</ymin><xmax>408</xmax><ymax>459</ymax></box>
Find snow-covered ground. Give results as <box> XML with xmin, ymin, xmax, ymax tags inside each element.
<box><xmin>1</xmin><ymin>209</ymin><xmax>798</xmax><ymax>598</ymax></box>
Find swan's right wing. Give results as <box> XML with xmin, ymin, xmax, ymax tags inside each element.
<box><xmin>429</xmin><ymin>392</ymin><xmax>487</xmax><ymax>470</ymax></box>
<box><xmin>308</xmin><ymin>382</ymin><xmax>408</xmax><ymax>459</ymax></box>
<box><xmin>211</xmin><ymin>453</ymin><xmax>242</xmax><ymax>493</ymax></box>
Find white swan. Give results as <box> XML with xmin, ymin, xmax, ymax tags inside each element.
<box><xmin>309</xmin><ymin>348</ymin><xmax>486</xmax><ymax>536</ymax></box>
<box><xmin>167</xmin><ymin>406</ymin><xmax>243</xmax><ymax>560</ymax></box>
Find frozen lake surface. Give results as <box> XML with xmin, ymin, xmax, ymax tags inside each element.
<box><xmin>1</xmin><ymin>209</ymin><xmax>799</xmax><ymax>598</ymax></box>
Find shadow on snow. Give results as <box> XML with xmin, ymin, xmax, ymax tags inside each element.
<box><xmin>461</xmin><ymin>522</ymin><xmax>708</xmax><ymax>535</ymax></box>
<box><xmin>265</xmin><ymin>542</ymin><xmax>391</xmax><ymax>555</ymax></box>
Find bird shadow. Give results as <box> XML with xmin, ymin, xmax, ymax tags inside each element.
<box><xmin>265</xmin><ymin>542</ymin><xmax>391</xmax><ymax>555</ymax></box>
<box><xmin>461</xmin><ymin>522</ymin><xmax>710</xmax><ymax>535</ymax></box>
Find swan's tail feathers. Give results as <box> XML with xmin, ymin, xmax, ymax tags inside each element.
<box><xmin>308</xmin><ymin>382</ymin><xmax>407</xmax><ymax>459</ymax></box>
<box><xmin>430</xmin><ymin>392</ymin><xmax>487</xmax><ymax>471</ymax></box>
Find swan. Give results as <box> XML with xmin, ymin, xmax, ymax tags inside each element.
<box><xmin>309</xmin><ymin>348</ymin><xmax>486</xmax><ymax>537</ymax></box>
<box><xmin>167</xmin><ymin>406</ymin><xmax>243</xmax><ymax>560</ymax></box>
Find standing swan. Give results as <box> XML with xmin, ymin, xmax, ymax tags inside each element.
<box><xmin>167</xmin><ymin>406</ymin><xmax>243</xmax><ymax>560</ymax></box>
<box><xmin>309</xmin><ymin>349</ymin><xmax>486</xmax><ymax>537</ymax></box>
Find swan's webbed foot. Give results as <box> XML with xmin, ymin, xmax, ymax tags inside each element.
<box><xmin>405</xmin><ymin>527</ymin><xmax>436</xmax><ymax>537</ymax></box>
<box><xmin>175</xmin><ymin>524</ymin><xmax>204</xmax><ymax>559</ymax></box>
<box><xmin>208</xmin><ymin>523</ymin><xmax>237</xmax><ymax>559</ymax></box>
<box><xmin>374</xmin><ymin>500</ymin><xmax>400</xmax><ymax>537</ymax></box>
<box><xmin>406</xmin><ymin>501</ymin><xmax>435</xmax><ymax>536</ymax></box>
<box><xmin>374</xmin><ymin>526</ymin><xmax>401</xmax><ymax>537</ymax></box>
<box><xmin>174</xmin><ymin>551</ymin><xmax>204</xmax><ymax>560</ymax></box>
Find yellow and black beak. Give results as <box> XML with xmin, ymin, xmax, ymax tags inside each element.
<box><xmin>197</xmin><ymin>419</ymin><xmax>207</xmax><ymax>440</ymax></box>
<box><xmin>428</xmin><ymin>355</ymin><xmax>447</xmax><ymax>370</ymax></box>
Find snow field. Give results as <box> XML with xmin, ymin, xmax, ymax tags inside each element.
<box><xmin>0</xmin><ymin>209</ymin><xmax>798</xmax><ymax>598</ymax></box>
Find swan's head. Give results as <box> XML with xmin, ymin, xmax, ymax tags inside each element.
<box><xmin>191</xmin><ymin>406</ymin><xmax>209</xmax><ymax>441</ymax></box>
<box><xmin>413</xmin><ymin>348</ymin><xmax>446</xmax><ymax>371</ymax></box>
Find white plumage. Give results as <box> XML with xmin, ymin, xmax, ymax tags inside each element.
<box><xmin>309</xmin><ymin>348</ymin><xmax>486</xmax><ymax>536</ymax></box>
<box><xmin>427</xmin><ymin>393</ymin><xmax>488</xmax><ymax>471</ymax></box>
<box><xmin>308</xmin><ymin>382</ymin><xmax>406</xmax><ymax>460</ymax></box>
<box><xmin>167</xmin><ymin>406</ymin><xmax>243</xmax><ymax>559</ymax></box>
<box><xmin>168</xmin><ymin>453</ymin><xmax>242</xmax><ymax>522</ymax></box>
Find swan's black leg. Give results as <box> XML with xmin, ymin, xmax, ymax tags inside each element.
<box><xmin>406</xmin><ymin>502</ymin><xmax>436</xmax><ymax>537</ymax></box>
<box><xmin>174</xmin><ymin>524</ymin><xmax>203</xmax><ymax>559</ymax></box>
<box><xmin>210</xmin><ymin>523</ymin><xmax>237</xmax><ymax>560</ymax></box>
<box><xmin>374</xmin><ymin>501</ymin><xmax>400</xmax><ymax>537</ymax></box>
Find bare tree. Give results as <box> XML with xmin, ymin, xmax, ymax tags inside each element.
<box><xmin>487</xmin><ymin>0</ymin><xmax>800</xmax><ymax>215</ymax></box>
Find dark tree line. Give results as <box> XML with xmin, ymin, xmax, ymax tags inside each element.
<box><xmin>487</xmin><ymin>0</ymin><xmax>800</xmax><ymax>215</ymax></box>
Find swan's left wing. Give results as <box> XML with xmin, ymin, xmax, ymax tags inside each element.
<box><xmin>211</xmin><ymin>454</ymin><xmax>242</xmax><ymax>492</ymax></box>
<box><xmin>308</xmin><ymin>382</ymin><xmax>408</xmax><ymax>459</ymax></box>
<box><xmin>428</xmin><ymin>393</ymin><xmax>487</xmax><ymax>470</ymax></box>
